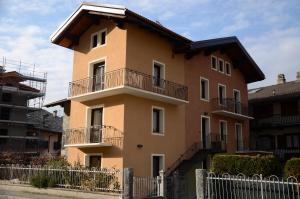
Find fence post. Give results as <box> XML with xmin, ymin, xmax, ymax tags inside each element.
<box><xmin>195</xmin><ymin>169</ymin><xmax>207</xmax><ymax>199</ymax></box>
<box><xmin>260</xmin><ymin>174</ymin><xmax>264</xmax><ymax>199</ymax></box>
<box><xmin>159</xmin><ymin>170</ymin><xmax>166</xmax><ymax>197</ymax></box>
<box><xmin>123</xmin><ymin>168</ymin><xmax>133</xmax><ymax>199</ymax></box>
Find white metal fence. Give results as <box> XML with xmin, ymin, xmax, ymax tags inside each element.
<box><xmin>0</xmin><ymin>165</ymin><xmax>123</xmax><ymax>193</ymax></box>
<box><xmin>133</xmin><ymin>176</ymin><xmax>164</xmax><ymax>198</ymax></box>
<box><xmin>207</xmin><ymin>173</ymin><xmax>300</xmax><ymax>199</ymax></box>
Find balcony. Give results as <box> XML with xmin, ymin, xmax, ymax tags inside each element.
<box><xmin>68</xmin><ymin>68</ymin><xmax>188</xmax><ymax>105</ymax></box>
<box><xmin>251</xmin><ymin>114</ymin><xmax>300</xmax><ymax>129</ymax></box>
<box><xmin>211</xmin><ymin>98</ymin><xmax>253</xmax><ymax>120</ymax></box>
<box><xmin>63</xmin><ymin>125</ymin><xmax>123</xmax><ymax>148</ymax></box>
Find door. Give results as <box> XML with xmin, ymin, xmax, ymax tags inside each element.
<box><xmin>234</xmin><ymin>90</ymin><xmax>241</xmax><ymax>114</ymax></box>
<box><xmin>236</xmin><ymin>124</ymin><xmax>243</xmax><ymax>151</ymax></box>
<box><xmin>92</xmin><ymin>61</ymin><xmax>105</xmax><ymax>91</ymax></box>
<box><xmin>201</xmin><ymin>116</ymin><xmax>210</xmax><ymax>149</ymax></box>
<box><xmin>90</xmin><ymin>108</ymin><xmax>103</xmax><ymax>143</ymax></box>
<box><xmin>152</xmin><ymin>155</ymin><xmax>164</xmax><ymax>177</ymax></box>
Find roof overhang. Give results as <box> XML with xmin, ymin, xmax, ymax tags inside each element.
<box><xmin>186</xmin><ymin>37</ymin><xmax>265</xmax><ymax>84</ymax></box>
<box><xmin>50</xmin><ymin>2</ymin><xmax>190</xmax><ymax>49</ymax></box>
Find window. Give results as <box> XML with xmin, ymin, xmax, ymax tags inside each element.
<box><xmin>100</xmin><ymin>30</ymin><xmax>106</xmax><ymax>45</ymax></box>
<box><xmin>2</xmin><ymin>93</ymin><xmax>12</xmax><ymax>102</ymax></box>
<box><xmin>225</xmin><ymin>62</ymin><xmax>231</xmax><ymax>75</ymax></box>
<box><xmin>286</xmin><ymin>134</ymin><xmax>300</xmax><ymax>149</ymax></box>
<box><xmin>26</xmin><ymin>131</ymin><xmax>37</xmax><ymax>137</ymax></box>
<box><xmin>153</xmin><ymin>61</ymin><xmax>165</xmax><ymax>87</ymax></box>
<box><xmin>85</xmin><ymin>154</ymin><xmax>102</xmax><ymax>168</ymax></box>
<box><xmin>219</xmin><ymin>120</ymin><xmax>227</xmax><ymax>142</ymax></box>
<box><xmin>151</xmin><ymin>154</ymin><xmax>165</xmax><ymax>177</ymax></box>
<box><xmin>90</xmin><ymin>29</ymin><xmax>107</xmax><ymax>49</ymax></box>
<box><xmin>235</xmin><ymin>123</ymin><xmax>243</xmax><ymax>151</ymax></box>
<box><xmin>233</xmin><ymin>89</ymin><xmax>241</xmax><ymax>114</ymax></box>
<box><xmin>211</xmin><ymin>55</ymin><xmax>217</xmax><ymax>70</ymax></box>
<box><xmin>218</xmin><ymin>59</ymin><xmax>224</xmax><ymax>73</ymax></box>
<box><xmin>201</xmin><ymin>116</ymin><xmax>210</xmax><ymax>149</ymax></box>
<box><xmin>0</xmin><ymin>129</ymin><xmax>8</xmax><ymax>136</ymax></box>
<box><xmin>0</xmin><ymin>108</ymin><xmax>10</xmax><ymax>120</ymax></box>
<box><xmin>91</xmin><ymin>32</ymin><xmax>98</xmax><ymax>48</ymax></box>
<box><xmin>200</xmin><ymin>77</ymin><xmax>209</xmax><ymax>101</ymax></box>
<box><xmin>218</xmin><ymin>84</ymin><xmax>226</xmax><ymax>105</ymax></box>
<box><xmin>152</xmin><ymin>107</ymin><xmax>164</xmax><ymax>135</ymax></box>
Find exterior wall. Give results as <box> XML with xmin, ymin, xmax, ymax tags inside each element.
<box><xmin>185</xmin><ymin>51</ymin><xmax>250</xmax><ymax>153</ymax></box>
<box><xmin>67</xmin><ymin>19</ymin><xmax>127</xmax><ymax>168</ymax></box>
<box><xmin>68</xmin><ymin>95</ymin><xmax>125</xmax><ymax>169</ymax></box>
<box><xmin>123</xmin><ymin>23</ymin><xmax>186</xmax><ymax>176</ymax></box>
<box><xmin>123</xmin><ymin>95</ymin><xmax>185</xmax><ymax>176</ymax></box>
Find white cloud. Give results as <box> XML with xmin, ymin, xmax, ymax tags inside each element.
<box><xmin>246</xmin><ymin>27</ymin><xmax>300</xmax><ymax>88</ymax></box>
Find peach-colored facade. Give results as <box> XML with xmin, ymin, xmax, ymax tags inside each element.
<box><xmin>52</xmin><ymin>4</ymin><xmax>262</xmax><ymax>177</ymax></box>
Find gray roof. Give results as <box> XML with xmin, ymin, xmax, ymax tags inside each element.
<box><xmin>248</xmin><ymin>80</ymin><xmax>300</xmax><ymax>102</ymax></box>
<box><xmin>27</xmin><ymin>109</ymin><xmax>63</xmax><ymax>133</ymax></box>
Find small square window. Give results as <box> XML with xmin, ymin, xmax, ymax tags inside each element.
<box><xmin>225</xmin><ymin>62</ymin><xmax>231</xmax><ymax>75</ymax></box>
<box><xmin>211</xmin><ymin>56</ymin><xmax>217</xmax><ymax>70</ymax></box>
<box><xmin>152</xmin><ymin>107</ymin><xmax>164</xmax><ymax>134</ymax></box>
<box><xmin>100</xmin><ymin>30</ymin><xmax>106</xmax><ymax>45</ymax></box>
<box><xmin>218</xmin><ymin>59</ymin><xmax>224</xmax><ymax>73</ymax></box>
<box><xmin>91</xmin><ymin>33</ymin><xmax>98</xmax><ymax>48</ymax></box>
<box><xmin>200</xmin><ymin>77</ymin><xmax>209</xmax><ymax>101</ymax></box>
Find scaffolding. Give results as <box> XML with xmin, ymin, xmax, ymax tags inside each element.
<box><xmin>0</xmin><ymin>57</ymin><xmax>49</xmax><ymax>154</ymax></box>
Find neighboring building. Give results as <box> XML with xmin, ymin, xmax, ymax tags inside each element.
<box><xmin>50</xmin><ymin>2</ymin><xmax>264</xmax><ymax>177</ymax></box>
<box><xmin>249</xmin><ymin>73</ymin><xmax>300</xmax><ymax>160</ymax></box>
<box><xmin>0</xmin><ymin>58</ymin><xmax>62</xmax><ymax>157</ymax></box>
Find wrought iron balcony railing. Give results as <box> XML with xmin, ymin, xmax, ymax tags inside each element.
<box><xmin>68</xmin><ymin>68</ymin><xmax>188</xmax><ymax>101</ymax></box>
<box><xmin>251</xmin><ymin>114</ymin><xmax>300</xmax><ymax>128</ymax></box>
<box><xmin>63</xmin><ymin>125</ymin><xmax>123</xmax><ymax>147</ymax></box>
<box><xmin>211</xmin><ymin>98</ymin><xmax>249</xmax><ymax>116</ymax></box>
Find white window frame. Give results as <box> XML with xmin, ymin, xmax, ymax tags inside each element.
<box><xmin>225</xmin><ymin>61</ymin><xmax>231</xmax><ymax>76</ymax></box>
<box><xmin>200</xmin><ymin>115</ymin><xmax>211</xmax><ymax>143</ymax></box>
<box><xmin>218</xmin><ymin>58</ymin><xmax>224</xmax><ymax>73</ymax></box>
<box><xmin>218</xmin><ymin>83</ymin><xmax>227</xmax><ymax>105</ymax></box>
<box><xmin>84</xmin><ymin>153</ymin><xmax>103</xmax><ymax>168</ymax></box>
<box><xmin>235</xmin><ymin>123</ymin><xmax>243</xmax><ymax>151</ymax></box>
<box><xmin>86</xmin><ymin>105</ymin><xmax>104</xmax><ymax>128</ymax></box>
<box><xmin>200</xmin><ymin>77</ymin><xmax>209</xmax><ymax>102</ymax></box>
<box><xmin>88</xmin><ymin>57</ymin><xmax>107</xmax><ymax>77</ymax></box>
<box><xmin>151</xmin><ymin>154</ymin><xmax>165</xmax><ymax>177</ymax></box>
<box><xmin>152</xmin><ymin>60</ymin><xmax>166</xmax><ymax>88</ymax></box>
<box><xmin>219</xmin><ymin>120</ymin><xmax>227</xmax><ymax>141</ymax></box>
<box><xmin>90</xmin><ymin>28</ymin><xmax>107</xmax><ymax>49</ymax></box>
<box><xmin>211</xmin><ymin>55</ymin><xmax>218</xmax><ymax>71</ymax></box>
<box><xmin>151</xmin><ymin>106</ymin><xmax>165</xmax><ymax>136</ymax></box>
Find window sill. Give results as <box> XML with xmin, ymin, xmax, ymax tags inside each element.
<box><xmin>152</xmin><ymin>132</ymin><xmax>165</xmax><ymax>136</ymax></box>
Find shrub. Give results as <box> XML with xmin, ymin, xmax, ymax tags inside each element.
<box><xmin>30</xmin><ymin>172</ymin><xmax>50</xmax><ymax>188</ymax></box>
<box><xmin>284</xmin><ymin>158</ymin><xmax>300</xmax><ymax>180</ymax></box>
<box><xmin>211</xmin><ymin>154</ymin><xmax>281</xmax><ymax>177</ymax></box>
<box><xmin>46</xmin><ymin>157</ymin><xmax>70</xmax><ymax>169</ymax></box>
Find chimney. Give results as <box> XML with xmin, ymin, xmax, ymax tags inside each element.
<box><xmin>297</xmin><ymin>72</ymin><xmax>300</xmax><ymax>81</ymax></box>
<box><xmin>277</xmin><ymin>74</ymin><xmax>286</xmax><ymax>84</ymax></box>
<box><xmin>53</xmin><ymin>110</ymin><xmax>58</xmax><ymax>117</ymax></box>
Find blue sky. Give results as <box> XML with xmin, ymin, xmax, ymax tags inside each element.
<box><xmin>1</xmin><ymin>0</ymin><xmax>300</xmax><ymax>111</ymax></box>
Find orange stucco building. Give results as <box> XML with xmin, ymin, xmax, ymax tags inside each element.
<box><xmin>50</xmin><ymin>2</ymin><xmax>264</xmax><ymax>177</ymax></box>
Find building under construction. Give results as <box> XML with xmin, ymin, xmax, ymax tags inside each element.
<box><xmin>0</xmin><ymin>57</ymin><xmax>62</xmax><ymax>159</ymax></box>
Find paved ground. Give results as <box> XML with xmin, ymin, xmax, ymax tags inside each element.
<box><xmin>0</xmin><ymin>189</ymin><xmax>72</xmax><ymax>199</ymax></box>
<box><xmin>0</xmin><ymin>184</ymin><xmax>121</xmax><ymax>199</ymax></box>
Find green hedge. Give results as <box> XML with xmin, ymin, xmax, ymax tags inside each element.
<box><xmin>211</xmin><ymin>154</ymin><xmax>281</xmax><ymax>177</ymax></box>
<box><xmin>284</xmin><ymin>158</ymin><xmax>300</xmax><ymax>180</ymax></box>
